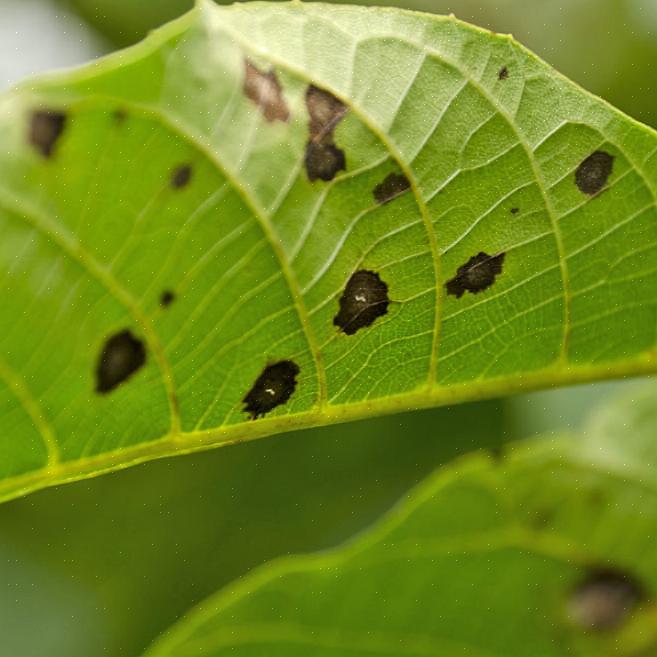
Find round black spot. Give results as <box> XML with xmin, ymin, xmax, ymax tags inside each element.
<box><xmin>170</xmin><ymin>164</ymin><xmax>193</xmax><ymax>189</ymax></box>
<box><xmin>305</xmin><ymin>142</ymin><xmax>346</xmax><ymax>182</ymax></box>
<box><xmin>498</xmin><ymin>66</ymin><xmax>509</xmax><ymax>80</ymax></box>
<box><xmin>334</xmin><ymin>270</ymin><xmax>390</xmax><ymax>335</ymax></box>
<box><xmin>510</xmin><ymin>207</ymin><xmax>520</xmax><ymax>215</ymax></box>
<box><xmin>95</xmin><ymin>329</ymin><xmax>146</xmax><ymax>394</ymax></box>
<box><xmin>575</xmin><ymin>151</ymin><xmax>614</xmax><ymax>196</ymax></box>
<box><xmin>446</xmin><ymin>252</ymin><xmax>506</xmax><ymax>299</ymax></box>
<box><xmin>29</xmin><ymin>110</ymin><xmax>67</xmax><ymax>158</ymax></box>
<box><xmin>160</xmin><ymin>290</ymin><xmax>175</xmax><ymax>308</ymax></box>
<box><xmin>243</xmin><ymin>360</ymin><xmax>300</xmax><ymax>419</ymax></box>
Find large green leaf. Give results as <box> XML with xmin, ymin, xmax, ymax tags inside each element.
<box><xmin>144</xmin><ymin>383</ymin><xmax>657</xmax><ymax>657</ymax></box>
<box><xmin>2</xmin><ymin>0</ymin><xmax>657</xmax><ymax>502</ymax></box>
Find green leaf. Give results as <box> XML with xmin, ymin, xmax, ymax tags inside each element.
<box><xmin>144</xmin><ymin>384</ymin><xmax>657</xmax><ymax>657</ymax></box>
<box><xmin>2</xmin><ymin>0</ymin><xmax>657</xmax><ymax>502</ymax></box>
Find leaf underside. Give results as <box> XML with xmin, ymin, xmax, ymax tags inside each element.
<box><xmin>1</xmin><ymin>0</ymin><xmax>657</xmax><ymax>501</ymax></box>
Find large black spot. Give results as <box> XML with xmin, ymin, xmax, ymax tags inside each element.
<box><xmin>95</xmin><ymin>330</ymin><xmax>146</xmax><ymax>394</ymax></box>
<box><xmin>243</xmin><ymin>360</ymin><xmax>300</xmax><ymax>419</ymax></box>
<box><xmin>305</xmin><ymin>142</ymin><xmax>346</xmax><ymax>182</ymax></box>
<box><xmin>243</xmin><ymin>59</ymin><xmax>290</xmax><ymax>123</ymax></box>
<box><xmin>170</xmin><ymin>164</ymin><xmax>192</xmax><ymax>189</ymax></box>
<box><xmin>373</xmin><ymin>173</ymin><xmax>411</xmax><ymax>205</ymax></box>
<box><xmin>29</xmin><ymin>110</ymin><xmax>67</xmax><ymax>158</ymax></box>
<box><xmin>568</xmin><ymin>567</ymin><xmax>644</xmax><ymax>631</ymax></box>
<box><xmin>575</xmin><ymin>151</ymin><xmax>614</xmax><ymax>196</ymax></box>
<box><xmin>446</xmin><ymin>252</ymin><xmax>506</xmax><ymax>299</ymax></box>
<box><xmin>334</xmin><ymin>270</ymin><xmax>390</xmax><ymax>335</ymax></box>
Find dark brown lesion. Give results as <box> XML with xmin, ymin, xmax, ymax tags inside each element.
<box><xmin>159</xmin><ymin>290</ymin><xmax>176</xmax><ymax>308</ymax></box>
<box><xmin>242</xmin><ymin>360</ymin><xmax>300</xmax><ymax>419</ymax></box>
<box><xmin>95</xmin><ymin>329</ymin><xmax>147</xmax><ymax>394</ymax></box>
<box><xmin>373</xmin><ymin>172</ymin><xmax>411</xmax><ymax>205</ymax></box>
<box><xmin>446</xmin><ymin>252</ymin><xmax>506</xmax><ymax>299</ymax></box>
<box><xmin>170</xmin><ymin>164</ymin><xmax>193</xmax><ymax>189</ymax></box>
<box><xmin>498</xmin><ymin>66</ymin><xmax>509</xmax><ymax>80</ymax></box>
<box><xmin>29</xmin><ymin>109</ymin><xmax>67</xmax><ymax>158</ymax></box>
<box><xmin>243</xmin><ymin>59</ymin><xmax>290</xmax><ymax>123</ymax></box>
<box><xmin>334</xmin><ymin>270</ymin><xmax>390</xmax><ymax>335</ymax></box>
<box><xmin>304</xmin><ymin>85</ymin><xmax>348</xmax><ymax>182</ymax></box>
<box><xmin>575</xmin><ymin>150</ymin><xmax>614</xmax><ymax>196</ymax></box>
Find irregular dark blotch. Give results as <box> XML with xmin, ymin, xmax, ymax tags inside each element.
<box><xmin>243</xmin><ymin>360</ymin><xmax>300</xmax><ymax>419</ymax></box>
<box><xmin>243</xmin><ymin>59</ymin><xmax>290</xmax><ymax>123</ymax></box>
<box><xmin>334</xmin><ymin>270</ymin><xmax>390</xmax><ymax>336</ymax></box>
<box><xmin>95</xmin><ymin>329</ymin><xmax>146</xmax><ymax>394</ymax></box>
<box><xmin>575</xmin><ymin>150</ymin><xmax>614</xmax><ymax>196</ymax></box>
<box><xmin>305</xmin><ymin>141</ymin><xmax>346</xmax><ymax>182</ymax></box>
<box><xmin>29</xmin><ymin>110</ymin><xmax>67</xmax><ymax>158</ymax></box>
<box><xmin>446</xmin><ymin>252</ymin><xmax>506</xmax><ymax>299</ymax></box>
<box><xmin>306</xmin><ymin>85</ymin><xmax>347</xmax><ymax>140</ymax></box>
<box><xmin>510</xmin><ymin>207</ymin><xmax>520</xmax><ymax>215</ymax></box>
<box><xmin>170</xmin><ymin>164</ymin><xmax>192</xmax><ymax>189</ymax></box>
<box><xmin>498</xmin><ymin>66</ymin><xmax>509</xmax><ymax>80</ymax></box>
<box><xmin>568</xmin><ymin>567</ymin><xmax>644</xmax><ymax>631</ymax></box>
<box><xmin>373</xmin><ymin>173</ymin><xmax>411</xmax><ymax>205</ymax></box>
<box><xmin>160</xmin><ymin>290</ymin><xmax>175</xmax><ymax>308</ymax></box>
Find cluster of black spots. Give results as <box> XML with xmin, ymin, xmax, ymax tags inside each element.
<box><xmin>243</xmin><ymin>59</ymin><xmax>290</xmax><ymax>123</ymax></box>
<box><xmin>446</xmin><ymin>252</ymin><xmax>506</xmax><ymax>299</ymax></box>
<box><xmin>334</xmin><ymin>270</ymin><xmax>390</xmax><ymax>336</ymax></box>
<box><xmin>510</xmin><ymin>207</ymin><xmax>520</xmax><ymax>215</ymax></box>
<box><xmin>575</xmin><ymin>150</ymin><xmax>614</xmax><ymax>196</ymax></box>
<box><xmin>95</xmin><ymin>329</ymin><xmax>147</xmax><ymax>394</ymax></box>
<box><xmin>29</xmin><ymin>110</ymin><xmax>67</xmax><ymax>158</ymax></box>
<box><xmin>568</xmin><ymin>567</ymin><xmax>645</xmax><ymax>631</ymax></box>
<box><xmin>498</xmin><ymin>66</ymin><xmax>509</xmax><ymax>81</ymax></box>
<box><xmin>170</xmin><ymin>164</ymin><xmax>193</xmax><ymax>189</ymax></box>
<box><xmin>159</xmin><ymin>290</ymin><xmax>176</xmax><ymax>308</ymax></box>
<box><xmin>243</xmin><ymin>360</ymin><xmax>300</xmax><ymax>419</ymax></box>
<box><xmin>373</xmin><ymin>172</ymin><xmax>411</xmax><ymax>205</ymax></box>
<box><xmin>304</xmin><ymin>85</ymin><xmax>348</xmax><ymax>182</ymax></box>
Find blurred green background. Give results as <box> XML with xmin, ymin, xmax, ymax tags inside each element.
<box><xmin>0</xmin><ymin>1</ymin><xmax>655</xmax><ymax>656</ymax></box>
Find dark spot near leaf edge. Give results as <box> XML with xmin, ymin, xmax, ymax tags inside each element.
<box><xmin>170</xmin><ymin>164</ymin><xmax>193</xmax><ymax>189</ymax></box>
<box><xmin>568</xmin><ymin>567</ymin><xmax>645</xmax><ymax>632</ymax></box>
<box><xmin>575</xmin><ymin>150</ymin><xmax>614</xmax><ymax>196</ymax></box>
<box><xmin>498</xmin><ymin>66</ymin><xmax>509</xmax><ymax>80</ymax></box>
<box><xmin>243</xmin><ymin>360</ymin><xmax>300</xmax><ymax>419</ymax></box>
<box><xmin>373</xmin><ymin>172</ymin><xmax>411</xmax><ymax>205</ymax></box>
<box><xmin>334</xmin><ymin>270</ymin><xmax>390</xmax><ymax>336</ymax></box>
<box><xmin>243</xmin><ymin>59</ymin><xmax>290</xmax><ymax>123</ymax></box>
<box><xmin>29</xmin><ymin>110</ymin><xmax>67</xmax><ymax>158</ymax></box>
<box><xmin>446</xmin><ymin>252</ymin><xmax>506</xmax><ymax>299</ymax></box>
<box><xmin>160</xmin><ymin>290</ymin><xmax>175</xmax><ymax>308</ymax></box>
<box><xmin>305</xmin><ymin>141</ymin><xmax>346</xmax><ymax>182</ymax></box>
<box><xmin>95</xmin><ymin>329</ymin><xmax>147</xmax><ymax>394</ymax></box>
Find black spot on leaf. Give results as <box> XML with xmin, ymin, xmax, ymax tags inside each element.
<box><xmin>510</xmin><ymin>207</ymin><xmax>520</xmax><ymax>215</ymax></box>
<box><xmin>305</xmin><ymin>142</ymin><xmax>346</xmax><ymax>182</ymax></box>
<box><xmin>334</xmin><ymin>270</ymin><xmax>390</xmax><ymax>335</ymax></box>
<box><xmin>446</xmin><ymin>252</ymin><xmax>506</xmax><ymax>299</ymax></box>
<box><xmin>160</xmin><ymin>290</ymin><xmax>175</xmax><ymax>308</ymax></box>
<box><xmin>170</xmin><ymin>164</ymin><xmax>192</xmax><ymax>189</ymax></box>
<box><xmin>112</xmin><ymin>109</ymin><xmax>127</xmax><ymax>125</ymax></box>
<box><xmin>373</xmin><ymin>173</ymin><xmax>411</xmax><ymax>205</ymax></box>
<box><xmin>243</xmin><ymin>360</ymin><xmax>300</xmax><ymax>419</ymax></box>
<box><xmin>498</xmin><ymin>66</ymin><xmax>509</xmax><ymax>80</ymax></box>
<box><xmin>568</xmin><ymin>567</ymin><xmax>645</xmax><ymax>631</ymax></box>
<box><xmin>575</xmin><ymin>151</ymin><xmax>614</xmax><ymax>196</ymax></box>
<box><xmin>95</xmin><ymin>330</ymin><xmax>146</xmax><ymax>394</ymax></box>
<box><xmin>29</xmin><ymin>110</ymin><xmax>67</xmax><ymax>158</ymax></box>
<box><xmin>243</xmin><ymin>59</ymin><xmax>290</xmax><ymax>123</ymax></box>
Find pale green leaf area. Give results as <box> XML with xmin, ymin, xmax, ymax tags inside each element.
<box><xmin>2</xmin><ymin>0</ymin><xmax>657</xmax><ymax>501</ymax></box>
<box><xmin>145</xmin><ymin>384</ymin><xmax>657</xmax><ymax>657</ymax></box>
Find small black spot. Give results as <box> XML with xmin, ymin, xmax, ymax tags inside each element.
<box><xmin>446</xmin><ymin>252</ymin><xmax>506</xmax><ymax>299</ymax></box>
<box><xmin>334</xmin><ymin>270</ymin><xmax>390</xmax><ymax>335</ymax></box>
<box><xmin>170</xmin><ymin>164</ymin><xmax>192</xmax><ymax>189</ymax></box>
<box><xmin>575</xmin><ymin>151</ymin><xmax>614</xmax><ymax>196</ymax></box>
<box><xmin>243</xmin><ymin>59</ymin><xmax>290</xmax><ymax>123</ymax></box>
<box><xmin>498</xmin><ymin>66</ymin><xmax>509</xmax><ymax>80</ymax></box>
<box><xmin>243</xmin><ymin>360</ymin><xmax>300</xmax><ymax>419</ymax></box>
<box><xmin>568</xmin><ymin>567</ymin><xmax>645</xmax><ymax>631</ymax></box>
<box><xmin>29</xmin><ymin>110</ymin><xmax>67</xmax><ymax>158</ymax></box>
<box><xmin>510</xmin><ymin>207</ymin><xmax>520</xmax><ymax>215</ymax></box>
<box><xmin>306</xmin><ymin>85</ymin><xmax>347</xmax><ymax>141</ymax></box>
<box><xmin>305</xmin><ymin>142</ymin><xmax>346</xmax><ymax>182</ymax></box>
<box><xmin>95</xmin><ymin>329</ymin><xmax>146</xmax><ymax>394</ymax></box>
<box><xmin>112</xmin><ymin>109</ymin><xmax>128</xmax><ymax>125</ymax></box>
<box><xmin>373</xmin><ymin>173</ymin><xmax>411</xmax><ymax>205</ymax></box>
<box><xmin>160</xmin><ymin>290</ymin><xmax>175</xmax><ymax>308</ymax></box>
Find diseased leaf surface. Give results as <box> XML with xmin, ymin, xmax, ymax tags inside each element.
<box><xmin>1</xmin><ymin>1</ymin><xmax>657</xmax><ymax>501</ymax></box>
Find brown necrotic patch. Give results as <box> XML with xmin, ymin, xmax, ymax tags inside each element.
<box><xmin>334</xmin><ymin>270</ymin><xmax>390</xmax><ymax>335</ymax></box>
<box><xmin>304</xmin><ymin>85</ymin><xmax>348</xmax><ymax>182</ymax></box>
<box><xmin>243</xmin><ymin>360</ymin><xmax>300</xmax><ymax>419</ymax></box>
<box><xmin>170</xmin><ymin>164</ymin><xmax>192</xmax><ymax>189</ymax></box>
<box><xmin>29</xmin><ymin>110</ymin><xmax>67</xmax><ymax>158</ymax></box>
<box><xmin>243</xmin><ymin>59</ymin><xmax>290</xmax><ymax>123</ymax></box>
<box><xmin>373</xmin><ymin>172</ymin><xmax>411</xmax><ymax>205</ymax></box>
<box><xmin>160</xmin><ymin>290</ymin><xmax>176</xmax><ymax>308</ymax></box>
<box><xmin>567</xmin><ymin>567</ymin><xmax>645</xmax><ymax>631</ymax></box>
<box><xmin>446</xmin><ymin>252</ymin><xmax>506</xmax><ymax>299</ymax></box>
<box><xmin>575</xmin><ymin>150</ymin><xmax>614</xmax><ymax>196</ymax></box>
<box><xmin>95</xmin><ymin>329</ymin><xmax>147</xmax><ymax>394</ymax></box>
<box><xmin>498</xmin><ymin>66</ymin><xmax>509</xmax><ymax>80</ymax></box>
